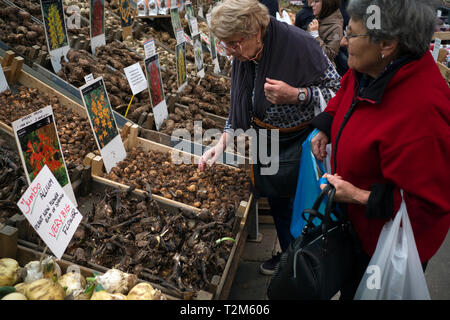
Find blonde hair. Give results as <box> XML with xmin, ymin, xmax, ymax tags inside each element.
<box><xmin>210</xmin><ymin>0</ymin><xmax>270</xmax><ymax>40</ymax></box>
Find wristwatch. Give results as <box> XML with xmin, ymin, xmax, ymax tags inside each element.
<box><xmin>298</xmin><ymin>88</ymin><xmax>307</xmax><ymax>104</ymax></box>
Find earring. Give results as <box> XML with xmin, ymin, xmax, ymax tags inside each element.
<box><xmin>381</xmin><ymin>54</ymin><xmax>385</xmax><ymax>59</ymax></box>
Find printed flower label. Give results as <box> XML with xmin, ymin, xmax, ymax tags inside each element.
<box><xmin>79</xmin><ymin>77</ymin><xmax>126</xmax><ymax>173</ymax></box>
<box><xmin>12</xmin><ymin>105</ymin><xmax>77</xmax><ymax>206</ymax></box>
<box><xmin>90</xmin><ymin>0</ymin><xmax>106</xmax><ymax>54</ymax></box>
<box><xmin>144</xmin><ymin>54</ymin><xmax>168</xmax><ymax>130</ymax></box>
<box><xmin>40</xmin><ymin>0</ymin><xmax>70</xmax><ymax>73</ymax></box>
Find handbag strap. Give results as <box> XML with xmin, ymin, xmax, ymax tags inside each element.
<box><xmin>301</xmin><ymin>184</ymin><xmax>334</xmax><ymax>231</ymax></box>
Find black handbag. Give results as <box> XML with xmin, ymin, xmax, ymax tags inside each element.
<box><xmin>251</xmin><ymin>123</ymin><xmax>312</xmax><ymax>199</ymax></box>
<box><xmin>267</xmin><ymin>184</ymin><xmax>360</xmax><ymax>300</ymax></box>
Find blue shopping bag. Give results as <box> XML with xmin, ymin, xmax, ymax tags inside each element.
<box><xmin>290</xmin><ymin>129</ymin><xmax>336</xmax><ymax>239</ymax></box>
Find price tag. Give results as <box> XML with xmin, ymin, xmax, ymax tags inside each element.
<box><xmin>144</xmin><ymin>38</ymin><xmax>156</xmax><ymax>58</ymax></box>
<box><xmin>0</xmin><ymin>65</ymin><xmax>9</xmax><ymax>93</ymax></box>
<box><xmin>433</xmin><ymin>38</ymin><xmax>442</xmax><ymax>61</ymax></box>
<box><xmin>190</xmin><ymin>18</ymin><xmax>199</xmax><ymax>36</ymax></box>
<box><xmin>84</xmin><ymin>73</ymin><xmax>94</xmax><ymax>84</ymax></box>
<box><xmin>124</xmin><ymin>63</ymin><xmax>148</xmax><ymax>95</ymax></box>
<box><xmin>176</xmin><ymin>28</ymin><xmax>185</xmax><ymax>44</ymax></box>
<box><xmin>17</xmin><ymin>165</ymin><xmax>82</xmax><ymax>260</ymax></box>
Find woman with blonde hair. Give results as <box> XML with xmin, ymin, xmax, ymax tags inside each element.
<box><xmin>198</xmin><ymin>0</ymin><xmax>341</xmax><ymax>275</ymax></box>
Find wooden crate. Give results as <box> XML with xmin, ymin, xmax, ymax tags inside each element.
<box><xmin>1</xmin><ymin>223</ymin><xmax>182</xmax><ymax>299</ymax></box>
<box><xmin>13</xmin><ymin>242</ymin><xmax>183</xmax><ymax>300</ymax></box>
<box><xmin>433</xmin><ymin>32</ymin><xmax>450</xmax><ymax>41</ymax></box>
<box><xmin>436</xmin><ymin>48</ymin><xmax>450</xmax><ymax>86</ymax></box>
<box><xmin>0</xmin><ymin>51</ymin><xmax>99</xmax><ymax>196</ymax></box>
<box><xmin>0</xmin><ymin>51</ymin><xmax>253</xmax><ymax>300</ymax></box>
<box><xmin>87</xmin><ymin>123</ymin><xmax>255</xmax><ymax>300</ymax></box>
<box><xmin>0</xmin><ymin>51</ymin><xmax>90</xmax><ymax>136</ymax></box>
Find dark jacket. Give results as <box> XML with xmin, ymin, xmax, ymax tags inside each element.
<box><xmin>295</xmin><ymin>2</ymin><xmax>314</xmax><ymax>30</ymax></box>
<box><xmin>229</xmin><ymin>17</ymin><xmax>329</xmax><ymax>130</ymax></box>
<box><xmin>259</xmin><ymin>0</ymin><xmax>279</xmax><ymax>17</ymax></box>
<box><xmin>311</xmin><ymin>51</ymin><xmax>450</xmax><ymax>263</ymax></box>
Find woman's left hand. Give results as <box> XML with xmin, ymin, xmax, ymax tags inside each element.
<box><xmin>320</xmin><ymin>173</ymin><xmax>370</xmax><ymax>205</ymax></box>
<box><xmin>264</xmin><ymin>78</ymin><xmax>299</xmax><ymax>104</ymax></box>
<box><xmin>308</xmin><ymin>19</ymin><xmax>319</xmax><ymax>32</ymax></box>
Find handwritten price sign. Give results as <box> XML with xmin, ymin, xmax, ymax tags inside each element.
<box><xmin>17</xmin><ymin>165</ymin><xmax>82</xmax><ymax>260</ymax></box>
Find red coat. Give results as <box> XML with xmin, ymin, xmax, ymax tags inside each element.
<box><xmin>323</xmin><ymin>51</ymin><xmax>450</xmax><ymax>263</ymax></box>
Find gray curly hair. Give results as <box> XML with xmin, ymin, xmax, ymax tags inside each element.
<box><xmin>347</xmin><ymin>0</ymin><xmax>439</xmax><ymax>57</ymax></box>
<box><xmin>210</xmin><ymin>0</ymin><xmax>270</xmax><ymax>40</ymax></box>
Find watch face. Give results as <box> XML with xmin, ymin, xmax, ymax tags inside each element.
<box><xmin>298</xmin><ymin>91</ymin><xmax>306</xmax><ymax>102</ymax></box>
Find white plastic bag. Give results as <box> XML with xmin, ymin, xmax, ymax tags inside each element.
<box><xmin>354</xmin><ymin>190</ymin><xmax>431</xmax><ymax>300</ymax></box>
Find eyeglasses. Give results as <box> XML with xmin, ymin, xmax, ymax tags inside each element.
<box><xmin>343</xmin><ymin>28</ymin><xmax>370</xmax><ymax>40</ymax></box>
<box><xmin>220</xmin><ymin>38</ymin><xmax>244</xmax><ymax>53</ymax></box>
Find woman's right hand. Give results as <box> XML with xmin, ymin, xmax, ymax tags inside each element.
<box><xmin>198</xmin><ymin>143</ymin><xmax>224</xmax><ymax>171</ymax></box>
<box><xmin>311</xmin><ymin>130</ymin><xmax>329</xmax><ymax>162</ymax></box>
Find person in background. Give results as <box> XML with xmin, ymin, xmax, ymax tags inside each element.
<box><xmin>295</xmin><ymin>0</ymin><xmax>315</xmax><ymax>30</ymax></box>
<box><xmin>259</xmin><ymin>0</ymin><xmax>280</xmax><ymax>17</ymax></box>
<box><xmin>335</xmin><ymin>0</ymin><xmax>350</xmax><ymax>76</ymax></box>
<box><xmin>199</xmin><ymin>0</ymin><xmax>341</xmax><ymax>276</ymax></box>
<box><xmin>339</xmin><ymin>0</ymin><xmax>349</xmax><ymax>29</ymax></box>
<box><xmin>308</xmin><ymin>0</ymin><xmax>344</xmax><ymax>62</ymax></box>
<box><xmin>310</xmin><ymin>0</ymin><xmax>450</xmax><ymax>299</ymax></box>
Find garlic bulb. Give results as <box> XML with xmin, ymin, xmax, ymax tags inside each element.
<box><xmin>0</xmin><ymin>258</ymin><xmax>20</xmax><ymax>286</ymax></box>
<box><xmin>95</xmin><ymin>269</ymin><xmax>137</xmax><ymax>294</ymax></box>
<box><xmin>57</xmin><ymin>272</ymin><xmax>86</xmax><ymax>296</ymax></box>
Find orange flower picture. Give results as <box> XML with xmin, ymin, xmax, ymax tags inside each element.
<box><xmin>82</xmin><ymin>80</ymin><xmax>118</xmax><ymax>149</ymax></box>
<box><xmin>18</xmin><ymin>115</ymin><xmax>69</xmax><ymax>187</ymax></box>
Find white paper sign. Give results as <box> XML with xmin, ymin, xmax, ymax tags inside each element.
<box><xmin>153</xmin><ymin>100</ymin><xmax>169</xmax><ymax>130</ymax></box>
<box><xmin>17</xmin><ymin>165</ymin><xmax>82</xmax><ymax>260</ymax></box>
<box><xmin>84</xmin><ymin>73</ymin><xmax>94</xmax><ymax>84</ymax></box>
<box><xmin>176</xmin><ymin>28</ymin><xmax>185</xmax><ymax>44</ymax></box>
<box><xmin>0</xmin><ymin>65</ymin><xmax>9</xmax><ymax>93</ymax></box>
<box><xmin>433</xmin><ymin>38</ymin><xmax>442</xmax><ymax>61</ymax></box>
<box><xmin>124</xmin><ymin>63</ymin><xmax>148</xmax><ymax>95</ymax></box>
<box><xmin>79</xmin><ymin>77</ymin><xmax>127</xmax><ymax>173</ymax></box>
<box><xmin>189</xmin><ymin>18</ymin><xmax>199</xmax><ymax>36</ymax></box>
<box><xmin>12</xmin><ymin>106</ymin><xmax>77</xmax><ymax>207</ymax></box>
<box><xmin>144</xmin><ymin>38</ymin><xmax>156</xmax><ymax>58</ymax></box>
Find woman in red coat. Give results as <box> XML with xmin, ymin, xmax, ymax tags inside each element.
<box><xmin>310</xmin><ymin>0</ymin><xmax>450</xmax><ymax>299</ymax></box>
